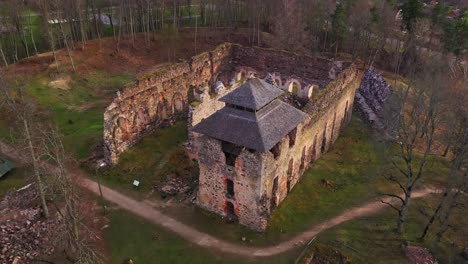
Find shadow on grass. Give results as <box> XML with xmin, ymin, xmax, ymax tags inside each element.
<box><xmin>311</xmin><ymin>193</ymin><xmax>466</xmax><ymax>263</ymax></box>
<box><xmin>104</xmin><ymin>209</ymin><xmax>301</xmax><ymax>264</ymax></box>
<box><xmin>98</xmin><ymin>116</ymin><xmax>451</xmax><ymax>251</ymax></box>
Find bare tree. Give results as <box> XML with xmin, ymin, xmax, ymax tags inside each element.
<box><xmin>40</xmin><ymin>126</ymin><xmax>104</xmax><ymax>264</ymax></box>
<box><xmin>0</xmin><ymin>42</ymin><xmax>8</xmax><ymax>68</ymax></box>
<box><xmin>39</xmin><ymin>0</ymin><xmax>60</xmax><ymax>72</ymax></box>
<box><xmin>51</xmin><ymin>0</ymin><xmax>76</xmax><ymax>72</ymax></box>
<box><xmin>420</xmin><ymin>67</ymin><xmax>468</xmax><ymax>242</ymax></box>
<box><xmin>382</xmin><ymin>61</ymin><xmax>447</xmax><ymax>234</ymax></box>
<box><xmin>0</xmin><ymin>71</ymin><xmax>50</xmax><ymax>218</ymax></box>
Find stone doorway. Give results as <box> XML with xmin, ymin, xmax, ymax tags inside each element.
<box><xmin>271</xmin><ymin>177</ymin><xmax>279</xmax><ymax>210</ymax></box>
<box><xmin>226</xmin><ymin>201</ymin><xmax>236</xmax><ymax>218</ymax></box>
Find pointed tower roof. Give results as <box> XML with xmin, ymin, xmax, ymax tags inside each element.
<box><xmin>192</xmin><ymin>78</ymin><xmax>308</xmax><ymax>151</ymax></box>
<box><xmin>219</xmin><ymin>78</ymin><xmax>283</xmax><ymax>110</ymax></box>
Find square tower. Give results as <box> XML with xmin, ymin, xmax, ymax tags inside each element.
<box><xmin>192</xmin><ymin>78</ymin><xmax>308</xmax><ymax>231</ymax></box>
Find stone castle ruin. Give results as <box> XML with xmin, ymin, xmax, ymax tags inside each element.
<box><xmin>103</xmin><ymin>43</ymin><xmax>362</xmax><ymax>231</ymax></box>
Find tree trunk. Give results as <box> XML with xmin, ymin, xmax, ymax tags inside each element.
<box><xmin>397</xmin><ymin>196</ymin><xmax>410</xmax><ymax>234</ymax></box>
<box><xmin>420</xmin><ymin>190</ymin><xmax>447</xmax><ymax>239</ymax></box>
<box><xmin>24</xmin><ymin>119</ymin><xmax>49</xmax><ymax>218</ymax></box>
<box><xmin>0</xmin><ymin>44</ymin><xmax>8</xmax><ymax>68</ymax></box>
<box><xmin>28</xmin><ymin>10</ymin><xmax>38</xmax><ymax>55</ymax></box>
<box><xmin>443</xmin><ymin>142</ymin><xmax>451</xmax><ymax>157</ymax></box>
<box><xmin>58</xmin><ymin>16</ymin><xmax>76</xmax><ymax>72</ymax></box>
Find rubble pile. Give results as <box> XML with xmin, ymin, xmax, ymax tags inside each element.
<box><xmin>404</xmin><ymin>245</ymin><xmax>437</xmax><ymax>264</ymax></box>
<box><xmin>159</xmin><ymin>174</ymin><xmax>192</xmax><ymax>196</ymax></box>
<box><xmin>355</xmin><ymin>67</ymin><xmax>395</xmax><ymax>136</ymax></box>
<box><xmin>0</xmin><ymin>186</ymin><xmax>61</xmax><ymax>263</ymax></box>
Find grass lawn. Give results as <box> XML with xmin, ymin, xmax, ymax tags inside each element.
<box><xmin>104</xmin><ymin>209</ymin><xmax>301</xmax><ymax>264</ymax></box>
<box><xmin>100</xmin><ymin>121</ymin><xmax>194</xmax><ymax>197</ymax></box>
<box><xmin>25</xmin><ymin>71</ymin><xmax>132</xmax><ymax>159</ymax></box>
<box><xmin>162</xmin><ymin>116</ymin><xmax>449</xmax><ymax>246</ymax></box>
<box><xmin>267</xmin><ymin>116</ymin><xmax>450</xmax><ymax>238</ymax></box>
<box><xmin>308</xmin><ymin>192</ymin><xmax>467</xmax><ymax>263</ymax></box>
<box><xmin>96</xmin><ymin>116</ymin><xmax>451</xmax><ymax>248</ymax></box>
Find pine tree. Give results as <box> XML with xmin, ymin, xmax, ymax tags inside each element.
<box><xmin>401</xmin><ymin>0</ymin><xmax>423</xmax><ymax>31</ymax></box>
<box><xmin>331</xmin><ymin>3</ymin><xmax>347</xmax><ymax>56</ymax></box>
<box><xmin>442</xmin><ymin>11</ymin><xmax>468</xmax><ymax>56</ymax></box>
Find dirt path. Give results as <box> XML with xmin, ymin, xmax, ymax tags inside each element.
<box><xmin>81</xmin><ymin>177</ymin><xmax>437</xmax><ymax>256</ymax></box>
<box><xmin>0</xmin><ymin>141</ymin><xmax>440</xmax><ymax>257</ymax></box>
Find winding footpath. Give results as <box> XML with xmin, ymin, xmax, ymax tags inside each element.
<box><xmin>0</xmin><ymin>141</ymin><xmax>441</xmax><ymax>257</ymax></box>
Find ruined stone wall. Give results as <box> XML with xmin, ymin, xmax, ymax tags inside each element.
<box><xmin>104</xmin><ymin>43</ymin><xmax>354</xmax><ymax>165</ymax></box>
<box><xmin>231</xmin><ymin>45</ymin><xmax>350</xmax><ymax>89</ymax></box>
<box><xmin>103</xmin><ymin>44</ymin><xmax>234</xmax><ymax>164</ymax></box>
<box><xmin>103</xmin><ymin>42</ymin><xmax>361</xmax><ymax>231</ymax></box>
<box><xmin>195</xmin><ymin>135</ymin><xmax>269</xmax><ymax>230</ymax></box>
<box><xmin>258</xmin><ymin>65</ymin><xmax>360</xmax><ymax>223</ymax></box>
<box><xmin>194</xmin><ymin>63</ymin><xmax>361</xmax><ymax>231</ymax></box>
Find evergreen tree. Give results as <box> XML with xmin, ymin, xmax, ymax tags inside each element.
<box><xmin>332</xmin><ymin>2</ymin><xmax>347</xmax><ymax>54</ymax></box>
<box><xmin>401</xmin><ymin>0</ymin><xmax>423</xmax><ymax>31</ymax></box>
<box><xmin>442</xmin><ymin>11</ymin><xmax>468</xmax><ymax>56</ymax></box>
<box><xmin>431</xmin><ymin>0</ymin><xmax>449</xmax><ymax>27</ymax></box>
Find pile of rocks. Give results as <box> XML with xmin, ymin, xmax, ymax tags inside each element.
<box><xmin>0</xmin><ymin>187</ymin><xmax>61</xmax><ymax>263</ymax></box>
<box><xmin>355</xmin><ymin>67</ymin><xmax>395</xmax><ymax>136</ymax></box>
<box><xmin>404</xmin><ymin>245</ymin><xmax>437</xmax><ymax>264</ymax></box>
<box><xmin>159</xmin><ymin>174</ymin><xmax>192</xmax><ymax>196</ymax></box>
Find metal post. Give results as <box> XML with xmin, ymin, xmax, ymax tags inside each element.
<box><xmin>96</xmin><ymin>162</ymin><xmax>107</xmax><ymax>215</ymax></box>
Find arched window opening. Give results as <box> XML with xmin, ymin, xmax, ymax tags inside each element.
<box><xmin>287</xmin><ymin>159</ymin><xmax>293</xmax><ymax>193</ymax></box>
<box><xmin>270</xmin><ymin>142</ymin><xmax>282</xmax><ymax>159</ymax></box>
<box><xmin>321</xmin><ymin>124</ymin><xmax>327</xmax><ymax>154</ymax></box>
<box><xmin>311</xmin><ymin>135</ymin><xmax>317</xmax><ymax>161</ymax></box>
<box><xmin>222</xmin><ymin>141</ymin><xmax>243</xmax><ymax>167</ymax></box>
<box><xmin>289</xmin><ymin>82</ymin><xmax>299</xmax><ymax>95</ymax></box>
<box><xmin>226</xmin><ymin>178</ymin><xmax>234</xmax><ymax>197</ymax></box>
<box><xmin>299</xmin><ymin>147</ymin><xmax>306</xmax><ymax>171</ymax></box>
<box><xmin>226</xmin><ymin>201</ymin><xmax>236</xmax><ymax>217</ymax></box>
<box><xmin>271</xmin><ymin>177</ymin><xmax>279</xmax><ymax>210</ymax></box>
<box><xmin>288</xmin><ymin>128</ymin><xmax>297</xmax><ymax>148</ymax></box>
<box><xmin>344</xmin><ymin>100</ymin><xmax>349</xmax><ymax>122</ymax></box>
<box><xmin>331</xmin><ymin>112</ymin><xmax>337</xmax><ymax>142</ymax></box>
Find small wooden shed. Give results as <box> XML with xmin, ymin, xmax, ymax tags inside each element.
<box><xmin>0</xmin><ymin>156</ymin><xmax>14</xmax><ymax>178</ymax></box>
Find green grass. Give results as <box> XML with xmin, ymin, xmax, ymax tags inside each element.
<box><xmin>267</xmin><ymin>117</ymin><xmax>383</xmax><ymax>236</ymax></box>
<box><xmin>267</xmin><ymin>117</ymin><xmax>450</xmax><ymax>238</ymax></box>
<box><xmin>101</xmin><ymin>121</ymin><xmax>192</xmax><ymax>195</ymax></box>
<box><xmin>309</xmin><ymin>192</ymin><xmax>467</xmax><ymax>263</ymax></box>
<box><xmin>25</xmin><ymin>71</ymin><xmax>132</xmax><ymax>159</ymax></box>
<box><xmin>171</xmin><ymin>117</ymin><xmax>387</xmax><ymax>246</ymax></box>
<box><xmin>104</xmin><ymin>209</ymin><xmax>300</xmax><ymax>264</ymax></box>
<box><xmin>97</xmin><ymin>116</ymin><xmax>451</xmax><ymax>248</ymax></box>
<box><xmin>0</xmin><ymin>13</ymin><xmax>48</xmax><ymax>62</ymax></box>
<box><xmin>0</xmin><ymin>166</ymin><xmax>31</xmax><ymax>197</ymax></box>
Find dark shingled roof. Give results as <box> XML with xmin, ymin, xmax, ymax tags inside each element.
<box><xmin>219</xmin><ymin>78</ymin><xmax>284</xmax><ymax>110</ymax></box>
<box><xmin>192</xmin><ymin>99</ymin><xmax>308</xmax><ymax>151</ymax></box>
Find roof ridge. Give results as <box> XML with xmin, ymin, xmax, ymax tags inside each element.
<box><xmin>219</xmin><ymin>78</ymin><xmax>283</xmax><ymax>110</ymax></box>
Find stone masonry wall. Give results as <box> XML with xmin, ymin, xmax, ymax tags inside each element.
<box><xmin>102</xmin><ymin>42</ymin><xmax>361</xmax><ymax>230</ymax></box>
<box><xmin>196</xmin><ymin>135</ymin><xmax>267</xmax><ymax>229</ymax></box>
<box><xmin>194</xmin><ymin>63</ymin><xmax>361</xmax><ymax>231</ymax></box>
<box><xmin>103</xmin><ymin>43</ymin><xmax>354</xmax><ymax>165</ymax></box>
<box><xmin>103</xmin><ymin>44</ymin><xmax>234</xmax><ymax>164</ymax></box>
